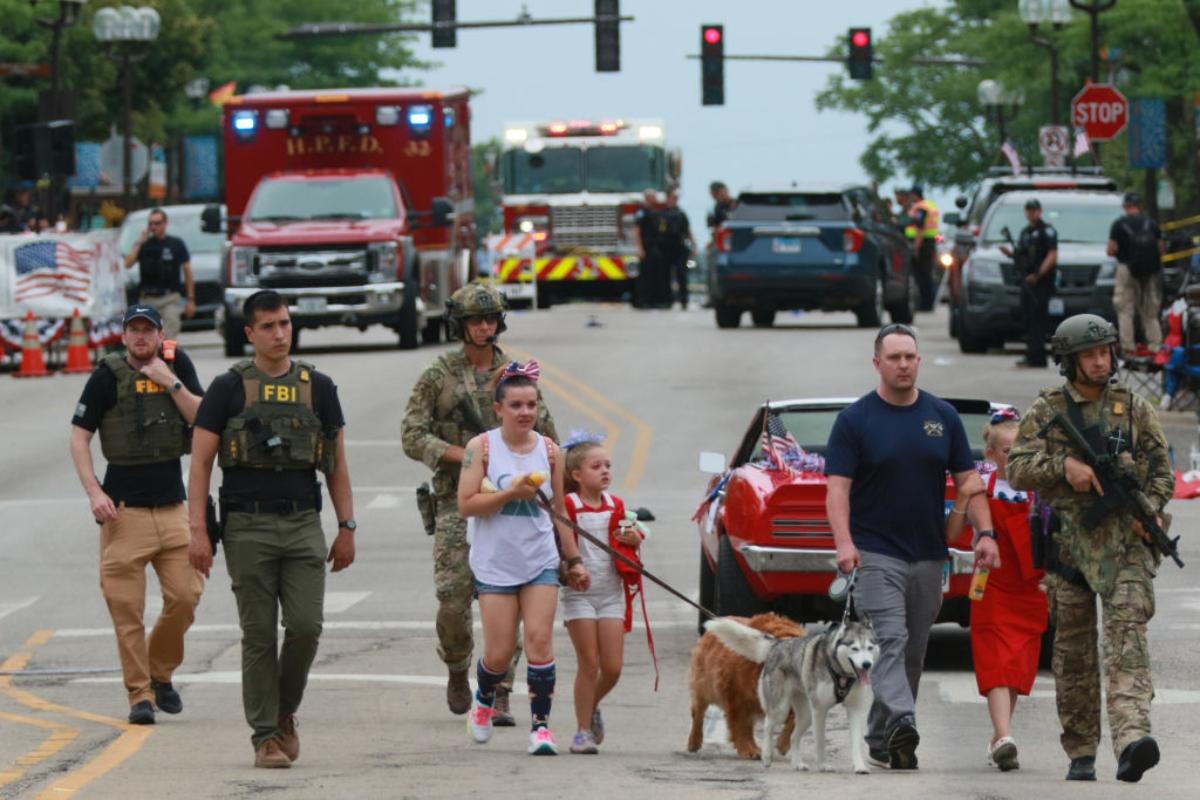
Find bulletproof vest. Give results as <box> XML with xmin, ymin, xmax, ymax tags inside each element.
<box><xmin>433</xmin><ymin>353</ymin><xmax>499</xmax><ymax>448</ymax></box>
<box><xmin>1062</xmin><ymin>388</ymin><xmax>1134</xmax><ymax>461</ymax></box>
<box><xmin>217</xmin><ymin>360</ymin><xmax>336</xmax><ymax>473</ymax></box>
<box><xmin>98</xmin><ymin>352</ymin><xmax>190</xmax><ymax>465</ymax></box>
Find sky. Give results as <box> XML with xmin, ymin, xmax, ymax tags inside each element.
<box><xmin>394</xmin><ymin>0</ymin><xmax>950</xmax><ymax>236</ymax></box>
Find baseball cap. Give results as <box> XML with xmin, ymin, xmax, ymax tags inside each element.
<box><xmin>1024</xmin><ymin>198</ymin><xmax>1042</xmax><ymax>210</ymax></box>
<box><xmin>123</xmin><ymin>304</ymin><xmax>163</xmax><ymax>329</ymax></box>
<box><xmin>1123</xmin><ymin>192</ymin><xmax>1142</xmax><ymax>206</ymax></box>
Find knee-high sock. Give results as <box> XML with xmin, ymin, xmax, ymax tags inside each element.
<box><xmin>527</xmin><ymin>660</ymin><xmax>556</xmax><ymax>729</ymax></box>
<box><xmin>475</xmin><ymin>658</ymin><xmax>505</xmax><ymax>707</ymax></box>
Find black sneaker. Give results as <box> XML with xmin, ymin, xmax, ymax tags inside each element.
<box><xmin>867</xmin><ymin>748</ymin><xmax>890</xmax><ymax>769</ymax></box>
<box><xmin>887</xmin><ymin>722</ymin><xmax>920</xmax><ymax>770</ymax></box>
<box><xmin>128</xmin><ymin>700</ymin><xmax>155</xmax><ymax>725</ymax></box>
<box><xmin>1116</xmin><ymin>736</ymin><xmax>1159</xmax><ymax>783</ymax></box>
<box><xmin>151</xmin><ymin>680</ymin><xmax>182</xmax><ymax>714</ymax></box>
<box><xmin>1066</xmin><ymin>755</ymin><xmax>1096</xmax><ymax>781</ymax></box>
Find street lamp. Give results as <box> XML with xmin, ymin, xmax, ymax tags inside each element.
<box><xmin>1019</xmin><ymin>0</ymin><xmax>1072</xmax><ymax>125</ymax></box>
<box><xmin>1069</xmin><ymin>0</ymin><xmax>1117</xmax><ymax>82</ymax></box>
<box><xmin>978</xmin><ymin>79</ymin><xmax>1024</xmax><ymax>157</ymax></box>
<box><xmin>93</xmin><ymin>5</ymin><xmax>160</xmax><ymax>216</ymax></box>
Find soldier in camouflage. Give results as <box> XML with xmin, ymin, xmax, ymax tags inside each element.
<box><xmin>1007</xmin><ymin>314</ymin><xmax>1173</xmax><ymax>784</ymax></box>
<box><xmin>401</xmin><ymin>284</ymin><xmax>558</xmax><ymax>723</ymax></box>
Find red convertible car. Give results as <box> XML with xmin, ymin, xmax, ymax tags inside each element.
<box><xmin>695</xmin><ymin>397</ymin><xmax>1011</xmax><ymax>632</ymax></box>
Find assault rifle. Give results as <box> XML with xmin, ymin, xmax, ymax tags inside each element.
<box><xmin>1038</xmin><ymin>413</ymin><xmax>1184</xmax><ymax>568</ymax></box>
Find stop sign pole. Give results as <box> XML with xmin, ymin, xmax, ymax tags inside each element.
<box><xmin>1071</xmin><ymin>83</ymin><xmax>1128</xmax><ymax>142</ymax></box>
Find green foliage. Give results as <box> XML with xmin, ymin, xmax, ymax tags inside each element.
<box><xmin>1</xmin><ymin>0</ymin><xmax>427</xmax><ymax>171</ymax></box>
<box><xmin>817</xmin><ymin>0</ymin><xmax>1200</xmax><ymax>213</ymax></box>
<box><xmin>472</xmin><ymin>137</ymin><xmax>503</xmax><ymax>244</ymax></box>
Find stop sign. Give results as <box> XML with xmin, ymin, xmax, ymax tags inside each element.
<box><xmin>1072</xmin><ymin>84</ymin><xmax>1128</xmax><ymax>142</ymax></box>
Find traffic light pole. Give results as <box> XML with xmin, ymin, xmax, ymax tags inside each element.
<box><xmin>279</xmin><ymin>15</ymin><xmax>633</xmax><ymax>40</ymax></box>
<box><xmin>684</xmin><ymin>54</ymin><xmax>985</xmax><ymax>67</ymax></box>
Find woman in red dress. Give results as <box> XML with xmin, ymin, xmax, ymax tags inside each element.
<box><xmin>948</xmin><ymin>409</ymin><xmax>1047</xmax><ymax>773</ymax></box>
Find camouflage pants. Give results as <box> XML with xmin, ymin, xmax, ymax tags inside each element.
<box><xmin>432</xmin><ymin>500</ymin><xmax>521</xmax><ymax>683</ymax></box>
<box><xmin>1046</xmin><ymin>560</ymin><xmax>1156</xmax><ymax>761</ymax></box>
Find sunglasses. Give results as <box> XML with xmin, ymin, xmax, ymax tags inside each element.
<box><xmin>464</xmin><ymin>314</ymin><xmax>501</xmax><ymax>325</ymax></box>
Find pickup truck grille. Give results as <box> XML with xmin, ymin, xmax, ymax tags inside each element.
<box><xmin>551</xmin><ymin>205</ymin><xmax>618</xmax><ymax>250</ymax></box>
<box><xmin>1001</xmin><ymin>263</ymin><xmax>1099</xmax><ymax>288</ymax></box>
<box><xmin>257</xmin><ymin>247</ymin><xmax>370</xmax><ymax>287</ymax></box>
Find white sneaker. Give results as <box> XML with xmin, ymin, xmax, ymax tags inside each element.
<box><xmin>1161</xmin><ymin>394</ymin><xmax>1173</xmax><ymax>411</ymax></box>
<box><xmin>528</xmin><ymin>727</ymin><xmax>558</xmax><ymax>755</ymax></box>
<box><xmin>988</xmin><ymin>736</ymin><xmax>1019</xmax><ymax>771</ymax></box>
<box><xmin>468</xmin><ymin>700</ymin><xmax>494</xmax><ymax>744</ymax></box>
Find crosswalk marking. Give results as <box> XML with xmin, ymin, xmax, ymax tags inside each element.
<box><xmin>930</xmin><ymin>671</ymin><xmax>1200</xmax><ymax>705</ymax></box>
<box><xmin>0</xmin><ymin>596</ymin><xmax>39</xmax><ymax>623</ymax></box>
<box><xmin>366</xmin><ymin>494</ymin><xmax>402</xmax><ymax>510</ymax></box>
<box><xmin>324</xmin><ymin>591</ymin><xmax>371</xmax><ymax>614</ymax></box>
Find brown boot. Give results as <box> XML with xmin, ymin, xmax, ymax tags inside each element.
<box><xmin>254</xmin><ymin>738</ymin><xmax>292</xmax><ymax>769</ymax></box>
<box><xmin>447</xmin><ymin>668</ymin><xmax>472</xmax><ymax>715</ymax></box>
<box><xmin>492</xmin><ymin>687</ymin><xmax>516</xmax><ymax>727</ymax></box>
<box><xmin>277</xmin><ymin>714</ymin><xmax>299</xmax><ymax>762</ymax></box>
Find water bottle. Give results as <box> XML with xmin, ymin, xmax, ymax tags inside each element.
<box><xmin>968</xmin><ymin>564</ymin><xmax>990</xmax><ymax>601</ymax></box>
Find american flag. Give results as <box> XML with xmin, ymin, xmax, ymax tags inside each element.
<box><xmin>760</xmin><ymin>412</ymin><xmax>801</xmax><ymax>470</ymax></box>
<box><xmin>1073</xmin><ymin>129</ymin><xmax>1092</xmax><ymax>157</ymax></box>
<box><xmin>13</xmin><ymin>240</ymin><xmax>91</xmax><ymax>304</ymax></box>
<box><xmin>1000</xmin><ymin>139</ymin><xmax>1022</xmax><ymax>176</ymax></box>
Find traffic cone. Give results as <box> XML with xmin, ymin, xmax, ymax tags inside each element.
<box><xmin>63</xmin><ymin>309</ymin><xmax>92</xmax><ymax>374</ymax></box>
<box><xmin>13</xmin><ymin>310</ymin><xmax>50</xmax><ymax>378</ymax></box>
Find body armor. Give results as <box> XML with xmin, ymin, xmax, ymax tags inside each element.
<box><xmin>98</xmin><ymin>352</ymin><xmax>189</xmax><ymax>465</ymax></box>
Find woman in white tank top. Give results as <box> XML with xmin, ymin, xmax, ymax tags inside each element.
<box><xmin>458</xmin><ymin>362</ymin><xmax>590</xmax><ymax>756</ymax></box>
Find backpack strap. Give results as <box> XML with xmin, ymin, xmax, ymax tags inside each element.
<box><xmin>543</xmin><ymin>435</ymin><xmax>556</xmax><ymax>472</ymax></box>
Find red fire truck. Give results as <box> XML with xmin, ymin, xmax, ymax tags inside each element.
<box><xmin>203</xmin><ymin>87</ymin><xmax>474</xmax><ymax>355</ymax></box>
<box><xmin>493</xmin><ymin>118</ymin><xmax>678</xmax><ymax>307</ymax></box>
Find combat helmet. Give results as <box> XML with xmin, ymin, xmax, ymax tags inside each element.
<box><xmin>445</xmin><ymin>283</ymin><xmax>508</xmax><ymax>340</ymax></box>
<box><xmin>1051</xmin><ymin>313</ymin><xmax>1118</xmax><ymax>380</ymax></box>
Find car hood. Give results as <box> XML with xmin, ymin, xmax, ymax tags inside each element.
<box><xmin>973</xmin><ymin>241</ymin><xmax>1114</xmax><ymax>265</ymax></box>
<box><xmin>189</xmin><ymin>250</ymin><xmax>222</xmax><ymax>282</ymax></box>
<box><xmin>233</xmin><ymin>218</ymin><xmax>404</xmax><ymax>247</ymax></box>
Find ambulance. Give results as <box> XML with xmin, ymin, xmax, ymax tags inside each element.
<box><xmin>494</xmin><ymin>118</ymin><xmax>679</xmax><ymax>307</ymax></box>
<box><xmin>203</xmin><ymin>87</ymin><xmax>474</xmax><ymax>355</ymax></box>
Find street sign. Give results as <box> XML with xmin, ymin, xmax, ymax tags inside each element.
<box><xmin>1128</xmin><ymin>97</ymin><xmax>1167</xmax><ymax>170</ymax></box>
<box><xmin>1071</xmin><ymin>83</ymin><xmax>1128</xmax><ymax>142</ymax></box>
<box><xmin>1039</xmin><ymin>125</ymin><xmax>1069</xmax><ymax>167</ymax></box>
<box><xmin>0</xmin><ymin>62</ymin><xmax>50</xmax><ymax>78</ymax></box>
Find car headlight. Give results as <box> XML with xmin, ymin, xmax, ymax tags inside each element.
<box><xmin>1097</xmin><ymin>260</ymin><xmax>1117</xmax><ymax>283</ymax></box>
<box><xmin>368</xmin><ymin>241</ymin><xmax>398</xmax><ymax>273</ymax></box>
<box><xmin>516</xmin><ymin>214</ymin><xmax>550</xmax><ymax>242</ymax></box>
<box><xmin>230</xmin><ymin>246</ymin><xmax>258</xmax><ymax>285</ymax></box>
<box><xmin>966</xmin><ymin>258</ymin><xmax>1004</xmax><ymax>285</ymax></box>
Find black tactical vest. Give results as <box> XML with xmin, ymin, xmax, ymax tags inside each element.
<box><xmin>218</xmin><ymin>359</ymin><xmax>336</xmax><ymax>473</ymax></box>
<box><xmin>98</xmin><ymin>352</ymin><xmax>190</xmax><ymax>465</ymax></box>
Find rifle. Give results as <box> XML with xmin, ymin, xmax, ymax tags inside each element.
<box><xmin>1038</xmin><ymin>412</ymin><xmax>1184</xmax><ymax>568</ymax></box>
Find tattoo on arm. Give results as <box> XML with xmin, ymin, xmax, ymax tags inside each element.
<box><xmin>463</xmin><ymin>446</ymin><xmax>474</xmax><ymax>469</ymax></box>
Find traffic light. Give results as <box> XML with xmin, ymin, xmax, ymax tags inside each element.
<box><xmin>432</xmin><ymin>0</ymin><xmax>455</xmax><ymax>48</ymax></box>
<box><xmin>700</xmin><ymin>24</ymin><xmax>724</xmax><ymax>106</ymax></box>
<box><xmin>847</xmin><ymin>27</ymin><xmax>872</xmax><ymax>80</ymax></box>
<box><xmin>595</xmin><ymin>0</ymin><xmax>620</xmax><ymax>72</ymax></box>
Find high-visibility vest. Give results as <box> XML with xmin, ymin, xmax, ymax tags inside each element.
<box><xmin>913</xmin><ymin>199</ymin><xmax>940</xmax><ymax>239</ymax></box>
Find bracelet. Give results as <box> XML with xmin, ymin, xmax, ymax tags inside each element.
<box><xmin>565</xmin><ymin>556</ymin><xmax>583</xmax><ymax>568</ymax></box>
<box><xmin>949</xmin><ymin>506</ymin><xmax>967</xmax><ymax>516</ymax></box>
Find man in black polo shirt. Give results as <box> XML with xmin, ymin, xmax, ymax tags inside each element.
<box><xmin>68</xmin><ymin>304</ymin><xmax>206</xmax><ymax>725</ymax></box>
<box><xmin>633</xmin><ymin>189</ymin><xmax>660</xmax><ymax>309</ymax></box>
<box><xmin>1002</xmin><ymin>198</ymin><xmax>1059</xmax><ymax>369</ymax></box>
<box><xmin>825</xmin><ymin>324</ymin><xmax>999</xmax><ymax>770</ymax></box>
<box><xmin>124</xmin><ymin>207</ymin><xmax>195</xmax><ymax>338</ymax></box>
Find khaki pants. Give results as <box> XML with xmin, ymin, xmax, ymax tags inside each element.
<box><xmin>1113</xmin><ymin>265</ymin><xmax>1162</xmax><ymax>353</ymax></box>
<box><xmin>139</xmin><ymin>291</ymin><xmax>182</xmax><ymax>339</ymax></box>
<box><xmin>99</xmin><ymin>503</ymin><xmax>204</xmax><ymax>706</ymax></box>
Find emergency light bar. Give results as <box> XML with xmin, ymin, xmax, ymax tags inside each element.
<box><xmin>231</xmin><ymin>110</ymin><xmax>258</xmax><ymax>140</ymax></box>
<box><xmin>407</xmin><ymin>105</ymin><xmax>433</xmax><ymax>133</ymax></box>
<box><xmin>264</xmin><ymin>109</ymin><xmax>289</xmax><ymax>129</ymax></box>
<box><xmin>539</xmin><ymin>120</ymin><xmax>627</xmax><ymax>137</ymax></box>
<box><xmin>376</xmin><ymin>106</ymin><xmax>401</xmax><ymax>126</ymax></box>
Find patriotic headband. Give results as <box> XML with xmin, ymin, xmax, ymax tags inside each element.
<box><xmin>563</xmin><ymin>428</ymin><xmax>605</xmax><ymax>450</ymax></box>
<box><xmin>498</xmin><ymin>359</ymin><xmax>540</xmax><ymax>384</ymax></box>
<box><xmin>990</xmin><ymin>407</ymin><xmax>1020</xmax><ymax>424</ymax></box>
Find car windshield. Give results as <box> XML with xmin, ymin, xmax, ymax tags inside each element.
<box><xmin>584</xmin><ymin>146</ymin><xmax>665</xmax><ymax>193</ymax></box>
<box><xmin>982</xmin><ymin>200</ymin><xmax>1121</xmax><ymax>245</ymax></box>
<box><xmin>118</xmin><ymin>210</ymin><xmax>223</xmax><ymax>255</ymax></box>
<box><xmin>246</xmin><ymin>175</ymin><xmax>398</xmax><ymax>222</ymax></box>
<box><xmin>754</xmin><ymin>407</ymin><xmax>992</xmax><ymax>460</ymax></box>
<box><xmin>731</xmin><ymin>193</ymin><xmax>847</xmax><ymax>222</ymax></box>
<box><xmin>503</xmin><ymin>147</ymin><xmax>583</xmax><ymax>194</ymax></box>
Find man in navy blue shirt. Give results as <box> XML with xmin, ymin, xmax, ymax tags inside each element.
<box><xmin>825</xmin><ymin>323</ymin><xmax>999</xmax><ymax>770</ymax></box>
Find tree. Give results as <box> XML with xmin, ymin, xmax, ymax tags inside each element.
<box><xmin>472</xmin><ymin>137</ymin><xmax>503</xmax><ymax>246</ymax></box>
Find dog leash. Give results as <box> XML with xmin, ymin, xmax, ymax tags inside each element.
<box><xmin>535</xmin><ymin>489</ymin><xmax>720</xmax><ymax>621</ymax></box>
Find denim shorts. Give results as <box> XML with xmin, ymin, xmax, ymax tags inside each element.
<box><xmin>474</xmin><ymin>567</ymin><xmax>561</xmax><ymax>596</ymax></box>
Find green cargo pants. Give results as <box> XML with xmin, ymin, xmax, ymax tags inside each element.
<box><xmin>224</xmin><ymin>509</ymin><xmax>326</xmax><ymax>747</ymax></box>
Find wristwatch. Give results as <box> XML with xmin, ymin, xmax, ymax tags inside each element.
<box><xmin>169</xmin><ymin>380</ymin><xmax>183</xmax><ymax>394</ymax></box>
<box><xmin>338</xmin><ymin>519</ymin><xmax>357</xmax><ymax>532</ymax></box>
<box><xmin>972</xmin><ymin>529</ymin><xmax>997</xmax><ymax>547</ymax></box>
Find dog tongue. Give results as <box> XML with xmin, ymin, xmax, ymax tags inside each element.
<box><xmin>856</xmin><ymin>668</ymin><xmax>871</xmax><ymax>686</ymax></box>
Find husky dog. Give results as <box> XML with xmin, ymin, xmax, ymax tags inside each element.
<box><xmin>704</xmin><ymin>615</ymin><xmax>880</xmax><ymax>774</ymax></box>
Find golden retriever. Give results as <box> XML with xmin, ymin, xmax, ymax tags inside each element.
<box><xmin>686</xmin><ymin>612</ymin><xmax>805</xmax><ymax>759</ymax></box>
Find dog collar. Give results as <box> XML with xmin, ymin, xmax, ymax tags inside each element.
<box><xmin>828</xmin><ymin>664</ymin><xmax>856</xmax><ymax>704</ymax></box>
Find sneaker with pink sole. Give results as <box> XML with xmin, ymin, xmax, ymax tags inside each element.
<box><xmin>468</xmin><ymin>700</ymin><xmax>495</xmax><ymax>744</ymax></box>
<box><xmin>528</xmin><ymin>727</ymin><xmax>558</xmax><ymax>755</ymax></box>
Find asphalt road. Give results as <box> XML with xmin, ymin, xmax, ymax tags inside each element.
<box><xmin>1</xmin><ymin>303</ymin><xmax>1198</xmax><ymax>799</ymax></box>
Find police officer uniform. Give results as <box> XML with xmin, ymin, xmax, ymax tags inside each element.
<box><xmin>193</xmin><ymin>351</ymin><xmax>345</xmax><ymax>761</ymax></box>
<box><xmin>401</xmin><ymin>284</ymin><xmax>558</xmax><ymax>720</ymax></box>
<box><xmin>133</xmin><ymin>231</ymin><xmax>191</xmax><ymax>338</ymax></box>
<box><xmin>69</xmin><ymin>304</ymin><xmax>205</xmax><ymax>724</ymax></box>
<box><xmin>907</xmin><ymin>187</ymin><xmax>940</xmax><ymax>312</ymax></box>
<box><xmin>655</xmin><ymin>203</ymin><xmax>693</xmax><ymax>309</ymax></box>
<box><xmin>1008</xmin><ymin>315</ymin><xmax>1174</xmax><ymax>783</ymax></box>
<box><xmin>1014</xmin><ymin>200</ymin><xmax>1058</xmax><ymax>368</ymax></box>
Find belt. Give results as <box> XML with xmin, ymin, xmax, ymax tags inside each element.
<box><xmin>140</xmin><ymin>288</ymin><xmax>177</xmax><ymax>298</ymax></box>
<box><xmin>221</xmin><ymin>496</ymin><xmax>318</xmax><ymax>515</ymax></box>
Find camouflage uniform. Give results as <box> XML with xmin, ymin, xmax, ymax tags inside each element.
<box><xmin>401</xmin><ymin>345</ymin><xmax>558</xmax><ymax>672</ymax></box>
<box><xmin>1008</xmin><ymin>381</ymin><xmax>1173</xmax><ymax>762</ymax></box>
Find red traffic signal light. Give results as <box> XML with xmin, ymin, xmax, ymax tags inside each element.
<box><xmin>847</xmin><ymin>27</ymin><xmax>873</xmax><ymax>80</ymax></box>
<box><xmin>703</xmin><ymin>26</ymin><xmax>721</xmax><ymax>45</ymax></box>
<box><xmin>700</xmin><ymin>24</ymin><xmax>724</xmax><ymax>106</ymax></box>
<box><xmin>851</xmin><ymin>30</ymin><xmax>870</xmax><ymax>48</ymax></box>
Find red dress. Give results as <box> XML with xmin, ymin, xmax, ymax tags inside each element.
<box><xmin>970</xmin><ymin>473</ymin><xmax>1048</xmax><ymax>696</ymax></box>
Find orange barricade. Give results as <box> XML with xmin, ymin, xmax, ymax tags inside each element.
<box><xmin>63</xmin><ymin>309</ymin><xmax>92</xmax><ymax>374</ymax></box>
<box><xmin>13</xmin><ymin>310</ymin><xmax>50</xmax><ymax>378</ymax></box>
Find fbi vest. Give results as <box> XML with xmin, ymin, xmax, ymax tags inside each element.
<box><xmin>98</xmin><ymin>350</ymin><xmax>190</xmax><ymax>465</ymax></box>
<box><xmin>218</xmin><ymin>359</ymin><xmax>336</xmax><ymax>473</ymax></box>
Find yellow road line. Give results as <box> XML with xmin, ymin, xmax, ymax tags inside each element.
<box><xmin>0</xmin><ymin>711</ymin><xmax>79</xmax><ymax>790</ymax></box>
<box><xmin>507</xmin><ymin>346</ymin><xmax>653</xmax><ymax>491</ymax></box>
<box><xmin>0</xmin><ymin>629</ymin><xmax>154</xmax><ymax>798</ymax></box>
<box><xmin>537</xmin><ymin>374</ymin><xmax>622</xmax><ymax>458</ymax></box>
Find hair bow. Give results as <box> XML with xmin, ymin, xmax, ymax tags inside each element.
<box><xmin>990</xmin><ymin>407</ymin><xmax>1020</xmax><ymax>424</ymax></box>
<box><xmin>563</xmin><ymin>428</ymin><xmax>605</xmax><ymax>450</ymax></box>
<box><xmin>499</xmin><ymin>359</ymin><xmax>540</xmax><ymax>383</ymax></box>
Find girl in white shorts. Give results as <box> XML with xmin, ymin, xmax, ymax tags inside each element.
<box><xmin>560</xmin><ymin>435</ymin><xmax>646</xmax><ymax>754</ymax></box>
